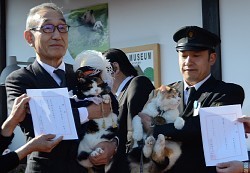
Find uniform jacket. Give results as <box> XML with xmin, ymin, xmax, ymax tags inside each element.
<box><xmin>5</xmin><ymin>60</ymin><xmax>86</xmax><ymax>173</ymax></box>
<box><xmin>153</xmin><ymin>76</ymin><xmax>245</xmax><ymax>173</ymax></box>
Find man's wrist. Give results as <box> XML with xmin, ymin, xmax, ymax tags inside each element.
<box><xmin>1</xmin><ymin>119</ymin><xmax>17</xmax><ymax>137</ymax></box>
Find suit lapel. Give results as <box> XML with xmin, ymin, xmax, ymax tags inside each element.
<box><xmin>29</xmin><ymin>60</ymin><xmax>59</xmax><ymax>88</ymax></box>
<box><xmin>117</xmin><ymin>78</ymin><xmax>133</xmax><ymax>103</ymax></box>
<box><xmin>179</xmin><ymin>76</ymin><xmax>218</xmax><ymax>117</ymax></box>
<box><xmin>174</xmin><ymin>82</ymin><xmax>185</xmax><ymax>115</ymax></box>
<box><xmin>174</xmin><ymin>82</ymin><xmax>194</xmax><ymax>117</ymax></box>
<box><xmin>29</xmin><ymin>61</ymin><xmax>76</xmax><ymax>90</ymax></box>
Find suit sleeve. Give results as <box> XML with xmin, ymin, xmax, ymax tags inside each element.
<box><xmin>127</xmin><ymin>76</ymin><xmax>155</xmax><ymax>118</ymax></box>
<box><xmin>0</xmin><ymin>133</ymin><xmax>14</xmax><ymax>154</ymax></box>
<box><xmin>5</xmin><ymin>69</ymin><xmax>36</xmax><ymax>137</ymax></box>
<box><xmin>0</xmin><ymin>152</ymin><xmax>20</xmax><ymax>173</ymax></box>
<box><xmin>0</xmin><ymin>133</ymin><xmax>20</xmax><ymax>172</ymax></box>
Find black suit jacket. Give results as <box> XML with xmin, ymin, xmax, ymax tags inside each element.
<box><xmin>153</xmin><ymin>76</ymin><xmax>245</xmax><ymax>173</ymax></box>
<box><xmin>5</xmin><ymin>60</ymin><xmax>86</xmax><ymax>173</ymax></box>
<box><xmin>0</xmin><ymin>133</ymin><xmax>20</xmax><ymax>173</ymax></box>
<box><xmin>109</xmin><ymin>75</ymin><xmax>155</xmax><ymax>173</ymax></box>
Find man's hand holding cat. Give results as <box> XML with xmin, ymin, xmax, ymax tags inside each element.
<box><xmin>87</xmin><ymin>103</ymin><xmax>111</xmax><ymax>119</ymax></box>
<box><xmin>138</xmin><ymin>112</ymin><xmax>153</xmax><ymax>133</ymax></box>
<box><xmin>89</xmin><ymin>140</ymin><xmax>117</xmax><ymax>165</ymax></box>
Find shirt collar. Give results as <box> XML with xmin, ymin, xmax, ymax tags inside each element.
<box><xmin>184</xmin><ymin>74</ymin><xmax>211</xmax><ymax>90</ymax></box>
<box><xmin>116</xmin><ymin>76</ymin><xmax>133</xmax><ymax>97</ymax></box>
<box><xmin>37</xmin><ymin>58</ymin><xmax>65</xmax><ymax>76</ymax></box>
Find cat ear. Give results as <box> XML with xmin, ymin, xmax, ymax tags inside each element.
<box><xmin>171</xmin><ymin>82</ymin><xmax>178</xmax><ymax>88</ymax></box>
<box><xmin>154</xmin><ymin>88</ymin><xmax>162</xmax><ymax>97</ymax></box>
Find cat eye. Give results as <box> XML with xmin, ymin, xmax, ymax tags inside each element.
<box><xmin>93</xmin><ymin>77</ymin><xmax>104</xmax><ymax>85</ymax></box>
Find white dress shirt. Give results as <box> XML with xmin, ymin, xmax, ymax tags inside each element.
<box><xmin>37</xmin><ymin>59</ymin><xmax>88</xmax><ymax>124</ymax></box>
<box><xmin>116</xmin><ymin>76</ymin><xmax>133</xmax><ymax>97</ymax></box>
<box><xmin>183</xmin><ymin>74</ymin><xmax>211</xmax><ymax>105</ymax></box>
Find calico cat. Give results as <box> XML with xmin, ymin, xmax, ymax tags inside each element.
<box><xmin>71</xmin><ymin>66</ymin><xmax>119</xmax><ymax>173</ymax></box>
<box><xmin>128</xmin><ymin>85</ymin><xmax>184</xmax><ymax>173</ymax></box>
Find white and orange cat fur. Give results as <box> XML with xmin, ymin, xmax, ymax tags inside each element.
<box><xmin>130</xmin><ymin>85</ymin><xmax>184</xmax><ymax>173</ymax></box>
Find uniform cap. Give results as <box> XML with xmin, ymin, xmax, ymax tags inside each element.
<box><xmin>173</xmin><ymin>26</ymin><xmax>221</xmax><ymax>51</ymax></box>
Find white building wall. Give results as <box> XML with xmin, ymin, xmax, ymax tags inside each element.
<box><xmin>220</xmin><ymin>0</ymin><xmax>250</xmax><ymax>115</ymax></box>
<box><xmin>6</xmin><ymin>0</ymin><xmax>250</xmax><ymax>149</ymax></box>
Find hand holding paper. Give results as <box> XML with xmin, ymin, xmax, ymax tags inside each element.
<box><xmin>27</xmin><ymin>88</ymin><xmax>78</xmax><ymax>140</ymax></box>
<box><xmin>199</xmin><ymin>104</ymin><xmax>248</xmax><ymax>166</ymax></box>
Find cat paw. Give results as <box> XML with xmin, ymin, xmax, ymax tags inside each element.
<box><xmin>102</xmin><ymin>94</ymin><xmax>110</xmax><ymax>104</ymax></box>
<box><xmin>156</xmin><ymin>134</ymin><xmax>165</xmax><ymax>146</ymax></box>
<box><xmin>90</xmin><ymin>147</ymin><xmax>104</xmax><ymax>157</ymax></box>
<box><xmin>132</xmin><ymin>115</ymin><xmax>143</xmax><ymax>141</ymax></box>
<box><xmin>174</xmin><ymin>117</ymin><xmax>185</xmax><ymax>130</ymax></box>
<box><xmin>143</xmin><ymin>136</ymin><xmax>155</xmax><ymax>158</ymax></box>
<box><xmin>152</xmin><ymin>134</ymin><xmax>165</xmax><ymax>162</ymax></box>
<box><xmin>153</xmin><ymin>134</ymin><xmax>165</xmax><ymax>154</ymax></box>
<box><xmin>145</xmin><ymin>136</ymin><xmax>156</xmax><ymax>146</ymax></box>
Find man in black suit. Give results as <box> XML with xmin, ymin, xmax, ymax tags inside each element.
<box><xmin>103</xmin><ymin>48</ymin><xmax>155</xmax><ymax>172</ymax></box>
<box><xmin>5</xmin><ymin>3</ymin><xmax>117</xmax><ymax>173</ymax></box>
<box><xmin>139</xmin><ymin>26</ymin><xmax>245</xmax><ymax>173</ymax></box>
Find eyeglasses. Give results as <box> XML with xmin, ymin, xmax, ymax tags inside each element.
<box><xmin>30</xmin><ymin>24</ymin><xmax>70</xmax><ymax>33</ymax></box>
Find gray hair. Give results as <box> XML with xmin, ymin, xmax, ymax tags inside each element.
<box><xmin>26</xmin><ymin>3</ymin><xmax>64</xmax><ymax>29</ymax></box>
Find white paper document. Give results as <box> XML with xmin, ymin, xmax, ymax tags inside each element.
<box><xmin>199</xmin><ymin>104</ymin><xmax>248</xmax><ymax>166</ymax></box>
<box><xmin>26</xmin><ymin>88</ymin><xmax>78</xmax><ymax>140</ymax></box>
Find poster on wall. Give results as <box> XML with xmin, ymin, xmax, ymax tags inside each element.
<box><xmin>121</xmin><ymin>44</ymin><xmax>161</xmax><ymax>88</ymax></box>
<box><xmin>64</xmin><ymin>3</ymin><xmax>109</xmax><ymax>59</ymax></box>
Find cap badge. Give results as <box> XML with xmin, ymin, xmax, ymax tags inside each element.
<box><xmin>188</xmin><ymin>31</ymin><xmax>194</xmax><ymax>38</ymax></box>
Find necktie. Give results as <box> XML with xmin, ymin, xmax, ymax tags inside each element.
<box><xmin>53</xmin><ymin>69</ymin><xmax>66</xmax><ymax>87</ymax></box>
<box><xmin>187</xmin><ymin>87</ymin><xmax>196</xmax><ymax>103</ymax></box>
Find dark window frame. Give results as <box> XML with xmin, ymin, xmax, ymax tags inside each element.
<box><xmin>202</xmin><ymin>0</ymin><xmax>221</xmax><ymax>80</ymax></box>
